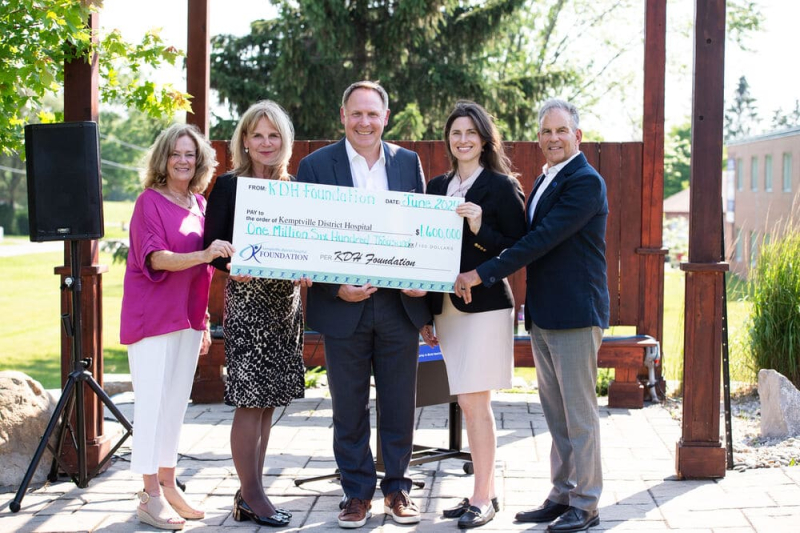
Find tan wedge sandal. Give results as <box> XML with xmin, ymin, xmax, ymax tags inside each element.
<box><xmin>137</xmin><ymin>491</ymin><xmax>186</xmax><ymax>530</ymax></box>
<box><xmin>161</xmin><ymin>483</ymin><xmax>205</xmax><ymax>520</ymax></box>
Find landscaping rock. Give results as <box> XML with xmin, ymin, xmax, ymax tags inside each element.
<box><xmin>0</xmin><ymin>371</ymin><xmax>57</xmax><ymax>487</ymax></box>
<box><xmin>758</xmin><ymin>369</ymin><xmax>800</xmax><ymax>438</ymax></box>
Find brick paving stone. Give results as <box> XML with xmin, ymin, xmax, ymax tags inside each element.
<box><xmin>3</xmin><ymin>388</ymin><xmax>800</xmax><ymax>532</ymax></box>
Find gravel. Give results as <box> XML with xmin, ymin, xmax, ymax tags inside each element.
<box><xmin>665</xmin><ymin>389</ymin><xmax>800</xmax><ymax>471</ymax></box>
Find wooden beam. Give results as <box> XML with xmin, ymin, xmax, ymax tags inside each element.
<box><xmin>186</xmin><ymin>0</ymin><xmax>210</xmax><ymax>134</ymax></box>
<box><xmin>639</xmin><ymin>0</ymin><xmax>666</xmax><ymax>344</ymax></box>
<box><xmin>677</xmin><ymin>0</ymin><xmax>728</xmax><ymax>479</ymax></box>
<box><xmin>60</xmin><ymin>12</ymin><xmax>112</xmax><ymax>475</ymax></box>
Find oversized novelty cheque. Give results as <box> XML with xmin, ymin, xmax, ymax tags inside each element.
<box><xmin>230</xmin><ymin>178</ymin><xmax>464</xmax><ymax>292</ymax></box>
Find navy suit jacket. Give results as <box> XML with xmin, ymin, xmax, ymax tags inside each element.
<box><xmin>427</xmin><ymin>169</ymin><xmax>527</xmax><ymax>314</ymax></box>
<box><xmin>476</xmin><ymin>152</ymin><xmax>610</xmax><ymax>330</ymax></box>
<box><xmin>295</xmin><ymin>139</ymin><xmax>432</xmax><ymax>338</ymax></box>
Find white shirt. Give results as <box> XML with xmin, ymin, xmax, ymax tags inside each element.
<box><xmin>345</xmin><ymin>139</ymin><xmax>388</xmax><ymax>191</ymax></box>
<box><xmin>528</xmin><ymin>151</ymin><xmax>581</xmax><ymax>224</ymax></box>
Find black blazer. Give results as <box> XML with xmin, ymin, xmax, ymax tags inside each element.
<box><xmin>203</xmin><ymin>172</ymin><xmax>240</xmax><ymax>272</ymax></box>
<box><xmin>427</xmin><ymin>169</ymin><xmax>527</xmax><ymax>315</ymax></box>
<box><xmin>476</xmin><ymin>153</ymin><xmax>610</xmax><ymax>330</ymax></box>
<box><xmin>295</xmin><ymin>139</ymin><xmax>432</xmax><ymax>338</ymax></box>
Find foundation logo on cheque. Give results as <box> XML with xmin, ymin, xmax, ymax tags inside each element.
<box><xmin>239</xmin><ymin>243</ymin><xmax>309</xmax><ymax>264</ymax></box>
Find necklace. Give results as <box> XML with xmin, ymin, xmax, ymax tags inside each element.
<box><xmin>165</xmin><ymin>187</ymin><xmax>193</xmax><ymax>209</ymax></box>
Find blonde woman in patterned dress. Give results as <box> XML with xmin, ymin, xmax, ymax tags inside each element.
<box><xmin>204</xmin><ymin>101</ymin><xmax>304</xmax><ymax>528</ymax></box>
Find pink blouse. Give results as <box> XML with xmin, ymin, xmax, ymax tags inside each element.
<box><xmin>120</xmin><ymin>188</ymin><xmax>213</xmax><ymax>345</ymax></box>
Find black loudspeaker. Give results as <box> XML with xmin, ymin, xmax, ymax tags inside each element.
<box><xmin>24</xmin><ymin>122</ymin><xmax>104</xmax><ymax>242</ymax></box>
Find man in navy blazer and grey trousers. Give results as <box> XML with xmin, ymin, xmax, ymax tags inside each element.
<box><xmin>456</xmin><ymin>99</ymin><xmax>609</xmax><ymax>533</ymax></box>
<box><xmin>296</xmin><ymin>81</ymin><xmax>431</xmax><ymax>529</ymax></box>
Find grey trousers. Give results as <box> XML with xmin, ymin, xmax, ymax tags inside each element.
<box><xmin>529</xmin><ymin>323</ymin><xmax>603</xmax><ymax>512</ymax></box>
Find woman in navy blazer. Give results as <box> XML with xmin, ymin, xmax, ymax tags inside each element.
<box><xmin>421</xmin><ymin>101</ymin><xmax>527</xmax><ymax>529</ymax></box>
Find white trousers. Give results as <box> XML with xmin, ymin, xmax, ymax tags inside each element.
<box><xmin>127</xmin><ymin>328</ymin><xmax>202</xmax><ymax>475</ymax></box>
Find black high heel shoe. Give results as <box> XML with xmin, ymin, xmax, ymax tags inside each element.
<box><xmin>235</xmin><ymin>489</ymin><xmax>292</xmax><ymax>518</ymax></box>
<box><xmin>443</xmin><ymin>497</ymin><xmax>500</xmax><ymax>518</ymax></box>
<box><xmin>232</xmin><ymin>491</ymin><xmax>290</xmax><ymax>527</ymax></box>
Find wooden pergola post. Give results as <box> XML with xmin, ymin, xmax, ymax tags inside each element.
<box><xmin>186</xmin><ymin>0</ymin><xmax>210</xmax><ymax>135</ymax></box>
<box><xmin>676</xmin><ymin>0</ymin><xmax>728</xmax><ymax>478</ymax></box>
<box><xmin>58</xmin><ymin>12</ymin><xmax>112</xmax><ymax>474</ymax></box>
<box><xmin>638</xmin><ymin>0</ymin><xmax>667</xmax><ymax>390</ymax></box>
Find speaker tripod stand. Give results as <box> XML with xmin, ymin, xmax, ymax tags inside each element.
<box><xmin>10</xmin><ymin>240</ymin><xmax>133</xmax><ymax>512</ymax></box>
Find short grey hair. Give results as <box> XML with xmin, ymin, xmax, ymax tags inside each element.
<box><xmin>342</xmin><ymin>81</ymin><xmax>389</xmax><ymax>110</ymax></box>
<box><xmin>538</xmin><ymin>99</ymin><xmax>580</xmax><ymax>131</ymax></box>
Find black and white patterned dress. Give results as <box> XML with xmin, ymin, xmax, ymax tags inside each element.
<box><xmin>223</xmin><ymin>277</ymin><xmax>305</xmax><ymax>408</ymax></box>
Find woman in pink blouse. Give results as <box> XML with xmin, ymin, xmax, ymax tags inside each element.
<box><xmin>121</xmin><ymin>124</ymin><xmax>233</xmax><ymax>530</ymax></box>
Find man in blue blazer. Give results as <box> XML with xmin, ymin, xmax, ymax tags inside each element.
<box><xmin>456</xmin><ymin>99</ymin><xmax>608</xmax><ymax>533</ymax></box>
<box><xmin>296</xmin><ymin>81</ymin><xmax>431</xmax><ymax>529</ymax></box>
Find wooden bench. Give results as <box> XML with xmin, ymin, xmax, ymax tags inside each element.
<box><xmin>191</xmin><ymin>140</ymin><xmax>666</xmax><ymax>407</ymax></box>
<box><xmin>514</xmin><ymin>334</ymin><xmax>660</xmax><ymax>409</ymax></box>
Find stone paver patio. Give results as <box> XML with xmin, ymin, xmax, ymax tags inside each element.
<box><xmin>2</xmin><ymin>387</ymin><xmax>799</xmax><ymax>532</ymax></box>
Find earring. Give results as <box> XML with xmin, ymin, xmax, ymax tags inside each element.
<box><xmin>244</xmin><ymin>147</ymin><xmax>250</xmax><ymax>154</ymax></box>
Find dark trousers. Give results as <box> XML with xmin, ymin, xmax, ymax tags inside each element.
<box><xmin>323</xmin><ymin>289</ymin><xmax>419</xmax><ymax>500</ymax></box>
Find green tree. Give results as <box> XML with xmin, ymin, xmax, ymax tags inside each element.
<box><xmin>726</xmin><ymin>0</ymin><xmax>763</xmax><ymax>51</ymax></box>
<box><xmin>212</xmin><ymin>0</ymin><xmax>525</xmax><ymax>140</ymax></box>
<box><xmin>663</xmin><ymin>121</ymin><xmax>691</xmax><ymax>198</ymax></box>
<box><xmin>0</xmin><ymin>154</ymin><xmax>26</xmax><ymax>214</ymax></box>
<box><xmin>210</xmin><ymin>0</ymin><xmax>623</xmax><ymax>141</ymax></box>
<box><xmin>770</xmin><ymin>100</ymin><xmax>800</xmax><ymax>130</ymax></box>
<box><xmin>210</xmin><ymin>0</ymin><xmax>762</xmax><ymax>142</ymax></box>
<box><xmin>0</xmin><ymin>0</ymin><xmax>191</xmax><ymax>156</ymax></box>
<box><xmin>724</xmin><ymin>75</ymin><xmax>759</xmax><ymax>142</ymax></box>
<box><xmin>99</xmin><ymin>109</ymin><xmax>172</xmax><ymax>201</ymax></box>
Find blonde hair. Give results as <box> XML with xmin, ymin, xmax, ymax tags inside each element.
<box><xmin>231</xmin><ymin>100</ymin><xmax>294</xmax><ymax>181</ymax></box>
<box><xmin>141</xmin><ymin>124</ymin><xmax>217</xmax><ymax>193</ymax></box>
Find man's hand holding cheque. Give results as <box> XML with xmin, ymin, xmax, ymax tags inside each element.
<box><xmin>453</xmin><ymin>270</ymin><xmax>482</xmax><ymax>304</ymax></box>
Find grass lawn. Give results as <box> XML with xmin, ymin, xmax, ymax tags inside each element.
<box><xmin>0</xmin><ymin>202</ymin><xmax>132</xmax><ymax>389</ymax></box>
<box><xmin>0</xmin><ymin>249</ymin><xmax>129</xmax><ymax>389</ymax></box>
<box><xmin>659</xmin><ymin>268</ymin><xmax>754</xmax><ymax>385</ymax></box>
<box><xmin>102</xmin><ymin>200</ymin><xmax>135</xmax><ymax>240</ymax></box>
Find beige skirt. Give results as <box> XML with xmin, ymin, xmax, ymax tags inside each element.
<box><xmin>434</xmin><ymin>295</ymin><xmax>514</xmax><ymax>395</ymax></box>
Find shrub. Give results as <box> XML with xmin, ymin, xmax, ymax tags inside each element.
<box><xmin>0</xmin><ymin>202</ymin><xmax>15</xmax><ymax>234</ymax></box>
<box><xmin>100</xmin><ymin>239</ymin><xmax>129</xmax><ymax>264</ymax></box>
<box><xmin>14</xmin><ymin>209</ymin><xmax>28</xmax><ymax>236</ymax></box>
<box><xmin>747</xmin><ymin>230</ymin><xmax>800</xmax><ymax>388</ymax></box>
<box><xmin>596</xmin><ymin>368</ymin><xmax>612</xmax><ymax>396</ymax></box>
<box><xmin>304</xmin><ymin>366</ymin><xmax>326</xmax><ymax>388</ymax></box>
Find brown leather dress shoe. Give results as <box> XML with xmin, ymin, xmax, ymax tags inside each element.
<box><xmin>383</xmin><ymin>490</ymin><xmax>420</xmax><ymax>524</ymax></box>
<box><xmin>338</xmin><ymin>497</ymin><xmax>372</xmax><ymax>529</ymax></box>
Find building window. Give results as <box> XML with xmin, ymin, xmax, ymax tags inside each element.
<box><xmin>751</xmin><ymin>157</ymin><xmax>758</xmax><ymax>191</ymax></box>
<box><xmin>750</xmin><ymin>231</ymin><xmax>758</xmax><ymax>269</ymax></box>
<box><xmin>783</xmin><ymin>153</ymin><xmax>793</xmax><ymax>192</ymax></box>
<box><xmin>736</xmin><ymin>158</ymin><xmax>743</xmax><ymax>190</ymax></box>
<box><xmin>765</xmin><ymin>154</ymin><xmax>773</xmax><ymax>191</ymax></box>
<box><xmin>735</xmin><ymin>228</ymin><xmax>743</xmax><ymax>262</ymax></box>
